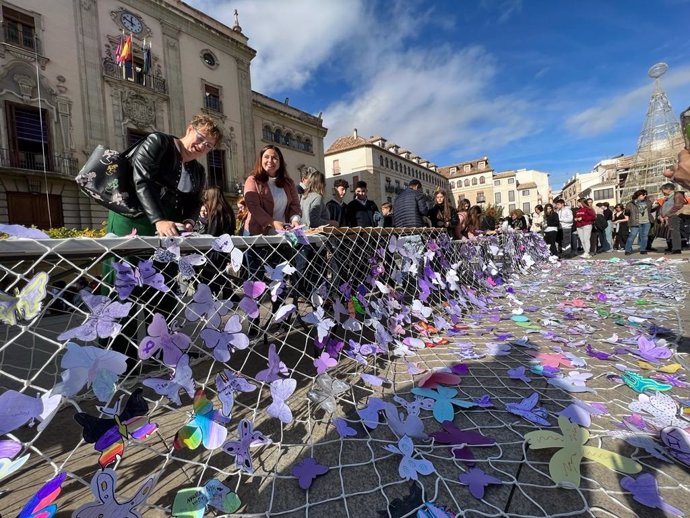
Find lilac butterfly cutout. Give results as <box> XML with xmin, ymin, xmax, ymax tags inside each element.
<box><xmin>505</xmin><ymin>392</ymin><xmax>550</xmax><ymax>426</ymax></box>
<box><xmin>143</xmin><ymin>353</ymin><xmax>196</xmax><ymax>406</ymax></box>
<box><xmin>558</xmin><ymin>399</ymin><xmax>607</xmax><ymax>427</ymax></box>
<box><xmin>357</xmin><ymin>397</ymin><xmax>428</xmax><ymax>439</ymax></box>
<box><xmin>405</xmin><ymin>361</ymin><xmax>426</xmax><ymax>375</ymax></box>
<box><xmin>410</xmin><ymin>386</ymin><xmax>476</xmax><ymax>423</ymax></box>
<box><xmin>184</xmin><ymin>283</ymin><xmax>232</xmax><ymax>329</ymax></box>
<box><xmin>660</xmin><ymin>426</ymin><xmax>690</xmax><ymax>467</ymax></box>
<box><xmin>383</xmin><ymin>435</ymin><xmax>434</xmax><ymax>481</ymax></box>
<box><xmin>292</xmin><ymin>457</ymin><xmax>328</xmax><ymax>490</ymax></box>
<box><xmin>334</xmin><ymin>418</ymin><xmax>357</xmax><ymax>438</ymax></box>
<box><xmin>256</xmin><ymin>343</ymin><xmax>288</xmax><ymax>383</ymax></box>
<box><xmin>314</xmin><ymin>352</ymin><xmax>337</xmax><ymax>374</ymax></box>
<box><xmin>264</xmin><ymin>260</ymin><xmax>296</xmax><ymax>281</ymax></box>
<box><xmin>57</xmin><ymin>291</ymin><xmax>132</xmax><ymax>342</ymax></box>
<box><xmin>0</xmin><ymin>223</ymin><xmax>49</xmax><ymax>239</ymax></box>
<box><xmin>211</xmin><ymin>234</ymin><xmax>244</xmax><ymax>271</ymax></box>
<box><xmin>507</xmin><ymin>366</ymin><xmax>532</xmax><ymax>384</ymax></box>
<box><xmin>215</xmin><ymin>369</ymin><xmax>257</xmax><ymax>417</ymax></box>
<box><xmin>139</xmin><ymin>313</ymin><xmax>191</xmax><ymax>366</ymax></box>
<box><xmin>199</xmin><ymin>314</ymin><xmax>249</xmax><ymax>363</ymax></box>
<box><xmin>55</xmin><ymin>342</ymin><xmax>127</xmax><ymax>402</ymax></box>
<box><xmin>458</xmin><ymin>467</ymin><xmax>502</xmax><ymax>499</ymax></box>
<box><xmin>430</xmin><ymin>420</ymin><xmax>496</xmax><ymax>463</ymax></box>
<box><xmin>238</xmin><ymin>280</ymin><xmax>266</xmax><ymax>319</ymax></box>
<box><xmin>361</xmin><ymin>373</ymin><xmax>390</xmax><ymax>387</ymax></box>
<box><xmin>586</xmin><ymin>344</ymin><xmax>613</xmax><ymax>361</ymax></box>
<box><xmin>307</xmin><ymin>373</ymin><xmax>349</xmax><ymax>414</ymax></box>
<box><xmin>620</xmin><ymin>473</ymin><xmax>683</xmax><ymax>516</ymax></box>
<box><xmin>267</xmin><ymin>378</ymin><xmax>296</xmax><ymax>423</ymax></box>
<box><xmin>0</xmin><ymin>439</ymin><xmax>22</xmax><ymax>459</ymax></box>
<box><xmin>0</xmin><ymin>390</ymin><xmax>61</xmax><ymax>435</ymax></box>
<box><xmin>632</xmin><ymin>335</ymin><xmax>672</xmax><ymax>364</ymax></box>
<box><xmin>222</xmin><ymin>418</ymin><xmax>271</xmax><ymax>474</ymax></box>
<box><xmin>153</xmin><ymin>238</ymin><xmax>206</xmax><ymax>279</ymax></box>
<box><xmin>474</xmin><ymin>394</ymin><xmax>494</xmax><ymax>408</ymax></box>
<box><xmin>302</xmin><ymin>306</ymin><xmax>336</xmax><ymax>342</ymax></box>
<box><xmin>112</xmin><ymin>260</ymin><xmax>169</xmax><ymax>300</ymax></box>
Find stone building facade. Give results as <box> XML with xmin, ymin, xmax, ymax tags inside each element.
<box><xmin>440</xmin><ymin>157</ymin><xmax>493</xmax><ymax>206</ymax></box>
<box><xmin>0</xmin><ymin>0</ymin><xmax>326</xmax><ymax>229</ymax></box>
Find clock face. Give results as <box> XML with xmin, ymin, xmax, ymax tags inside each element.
<box><xmin>121</xmin><ymin>12</ymin><xmax>143</xmax><ymax>34</ymax></box>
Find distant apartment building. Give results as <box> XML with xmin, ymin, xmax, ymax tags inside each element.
<box><xmin>324</xmin><ymin>130</ymin><xmax>448</xmax><ymax>206</ymax></box>
<box><xmin>0</xmin><ymin>0</ymin><xmax>326</xmax><ymax>229</ymax></box>
<box><xmin>439</xmin><ymin>157</ymin><xmax>493</xmax><ymax>206</ymax></box>
<box><xmin>493</xmin><ymin>169</ymin><xmax>550</xmax><ymax>214</ymax></box>
<box><xmin>558</xmin><ymin>156</ymin><xmax>630</xmax><ymax>208</ymax></box>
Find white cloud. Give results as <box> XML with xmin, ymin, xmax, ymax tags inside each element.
<box><xmin>566</xmin><ymin>66</ymin><xmax>690</xmax><ymax>137</ymax></box>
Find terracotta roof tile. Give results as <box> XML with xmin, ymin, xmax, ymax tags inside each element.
<box><xmin>517</xmin><ymin>181</ymin><xmax>537</xmax><ymax>189</ymax></box>
<box><xmin>325</xmin><ymin>135</ymin><xmax>368</xmax><ymax>153</ymax></box>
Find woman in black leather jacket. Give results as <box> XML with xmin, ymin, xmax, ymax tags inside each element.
<box><xmin>106</xmin><ymin>114</ymin><xmax>223</xmax><ymax>237</ymax></box>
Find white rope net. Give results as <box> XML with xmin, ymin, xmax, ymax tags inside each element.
<box><xmin>0</xmin><ymin>228</ymin><xmax>689</xmax><ymax>517</ymax></box>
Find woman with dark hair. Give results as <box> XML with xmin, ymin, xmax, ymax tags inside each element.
<box><xmin>624</xmin><ymin>189</ymin><xmax>653</xmax><ymax>255</ymax></box>
<box><xmin>531</xmin><ymin>205</ymin><xmax>544</xmax><ymax>234</ymax></box>
<box><xmin>428</xmin><ymin>189</ymin><xmax>458</xmax><ymax>236</ymax></box>
<box><xmin>612</xmin><ymin>203</ymin><xmax>629</xmax><ymax>250</ymax></box>
<box><xmin>543</xmin><ymin>203</ymin><xmax>560</xmax><ymax>256</ymax></box>
<box><xmin>236</xmin><ymin>197</ymin><xmax>248</xmax><ymax>235</ymax></box>
<box><xmin>243</xmin><ymin>145</ymin><xmax>301</xmax><ymax>235</ymax></box>
<box><xmin>465</xmin><ymin>205</ymin><xmax>482</xmax><ymax>238</ymax></box>
<box><xmin>198</xmin><ymin>186</ymin><xmax>235</xmax><ymax>236</ymax></box>
<box><xmin>481</xmin><ymin>206</ymin><xmax>497</xmax><ymax>232</ymax></box>
<box><xmin>454</xmin><ymin>198</ymin><xmax>471</xmax><ymax>239</ymax></box>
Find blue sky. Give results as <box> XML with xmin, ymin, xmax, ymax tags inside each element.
<box><xmin>187</xmin><ymin>0</ymin><xmax>690</xmax><ymax>190</ymax></box>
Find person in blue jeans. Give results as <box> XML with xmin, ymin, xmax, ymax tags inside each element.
<box><xmin>625</xmin><ymin>189</ymin><xmax>654</xmax><ymax>255</ymax></box>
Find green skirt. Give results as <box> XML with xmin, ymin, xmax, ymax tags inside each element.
<box><xmin>106</xmin><ymin>210</ymin><xmax>156</xmax><ymax>237</ymax></box>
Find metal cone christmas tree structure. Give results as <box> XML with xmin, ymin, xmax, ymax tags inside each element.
<box><xmin>620</xmin><ymin>63</ymin><xmax>684</xmax><ymax>201</ymax></box>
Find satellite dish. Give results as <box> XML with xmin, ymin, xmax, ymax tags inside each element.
<box><xmin>648</xmin><ymin>62</ymin><xmax>668</xmax><ymax>79</ymax></box>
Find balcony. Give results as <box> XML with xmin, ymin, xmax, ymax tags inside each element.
<box><xmin>384</xmin><ymin>184</ymin><xmax>395</xmax><ymax>193</ymax></box>
<box><xmin>0</xmin><ymin>147</ymin><xmax>78</xmax><ymax>177</ymax></box>
<box><xmin>102</xmin><ymin>59</ymin><xmax>167</xmax><ymax>95</ymax></box>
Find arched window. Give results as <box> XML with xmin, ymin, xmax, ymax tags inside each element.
<box><xmin>296</xmin><ymin>136</ymin><xmax>303</xmax><ymax>150</ymax></box>
<box><xmin>273</xmin><ymin>128</ymin><xmax>282</xmax><ymax>143</ymax></box>
<box><xmin>479</xmin><ymin>176</ymin><xmax>486</xmax><ymax>184</ymax></box>
<box><xmin>385</xmin><ymin>157</ymin><xmax>389</xmax><ymax>168</ymax></box>
<box><xmin>450</xmin><ymin>181</ymin><xmax>455</xmax><ymax>189</ymax></box>
<box><xmin>472</xmin><ymin>177</ymin><xmax>478</xmax><ymax>186</ymax></box>
<box><xmin>284</xmin><ymin>132</ymin><xmax>293</xmax><ymax>147</ymax></box>
<box><xmin>464</xmin><ymin>179</ymin><xmax>470</xmax><ymax>187</ymax></box>
<box><xmin>304</xmin><ymin>138</ymin><xmax>312</xmax><ymax>153</ymax></box>
<box><xmin>379</xmin><ymin>155</ymin><xmax>384</xmax><ymax>166</ymax></box>
<box><xmin>263</xmin><ymin>125</ymin><xmax>272</xmax><ymax>141</ymax></box>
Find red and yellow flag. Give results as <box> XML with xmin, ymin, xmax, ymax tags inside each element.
<box><xmin>117</xmin><ymin>34</ymin><xmax>132</xmax><ymax>64</ymax></box>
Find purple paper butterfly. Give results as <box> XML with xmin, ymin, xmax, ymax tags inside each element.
<box><xmin>238</xmin><ymin>280</ymin><xmax>266</xmax><ymax>319</ymax></box>
<box><xmin>458</xmin><ymin>467</ymin><xmax>502</xmax><ymax>499</ymax></box>
<box><xmin>139</xmin><ymin>313</ymin><xmax>191</xmax><ymax>366</ymax></box>
<box><xmin>57</xmin><ymin>291</ymin><xmax>132</xmax><ymax>342</ymax></box>
<box><xmin>302</xmin><ymin>306</ymin><xmax>336</xmax><ymax>342</ymax></box>
<box><xmin>222</xmin><ymin>418</ymin><xmax>271</xmax><ymax>474</ymax></box>
<box><xmin>267</xmin><ymin>378</ymin><xmax>296</xmax><ymax>424</ymax></box>
<box><xmin>505</xmin><ymin>392</ymin><xmax>550</xmax><ymax>426</ymax></box>
<box><xmin>314</xmin><ymin>352</ymin><xmax>337</xmax><ymax>374</ymax></box>
<box><xmin>586</xmin><ymin>344</ymin><xmax>613</xmax><ymax>361</ymax></box>
<box><xmin>430</xmin><ymin>421</ymin><xmax>496</xmax><ymax>463</ymax></box>
<box><xmin>215</xmin><ymin>369</ymin><xmax>257</xmax><ymax>417</ymax></box>
<box><xmin>383</xmin><ymin>435</ymin><xmax>435</xmax><ymax>481</ymax></box>
<box><xmin>256</xmin><ymin>343</ymin><xmax>289</xmax><ymax>383</ymax></box>
<box><xmin>112</xmin><ymin>260</ymin><xmax>169</xmax><ymax>300</ymax></box>
<box><xmin>292</xmin><ymin>457</ymin><xmax>328</xmax><ymax>490</ymax></box>
<box><xmin>143</xmin><ymin>353</ymin><xmax>196</xmax><ymax>406</ymax></box>
<box><xmin>153</xmin><ymin>238</ymin><xmax>206</xmax><ymax>279</ymax></box>
<box><xmin>184</xmin><ymin>283</ymin><xmax>231</xmax><ymax>329</ymax></box>
<box><xmin>620</xmin><ymin>473</ymin><xmax>683</xmax><ymax>516</ymax></box>
<box><xmin>334</xmin><ymin>418</ymin><xmax>357</xmax><ymax>438</ymax></box>
<box><xmin>632</xmin><ymin>335</ymin><xmax>672</xmax><ymax>364</ymax></box>
<box><xmin>507</xmin><ymin>366</ymin><xmax>532</xmax><ymax>384</ymax></box>
<box><xmin>199</xmin><ymin>314</ymin><xmax>249</xmax><ymax>363</ymax></box>
<box><xmin>0</xmin><ymin>223</ymin><xmax>49</xmax><ymax>239</ymax></box>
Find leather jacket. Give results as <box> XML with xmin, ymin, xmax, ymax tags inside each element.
<box><xmin>128</xmin><ymin>133</ymin><xmax>205</xmax><ymax>224</ymax></box>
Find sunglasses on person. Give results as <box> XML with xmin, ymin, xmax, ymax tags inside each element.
<box><xmin>194</xmin><ymin>128</ymin><xmax>215</xmax><ymax>150</ymax></box>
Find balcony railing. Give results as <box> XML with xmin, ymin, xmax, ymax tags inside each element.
<box><xmin>0</xmin><ymin>147</ymin><xmax>78</xmax><ymax>176</ymax></box>
<box><xmin>102</xmin><ymin>59</ymin><xmax>167</xmax><ymax>95</ymax></box>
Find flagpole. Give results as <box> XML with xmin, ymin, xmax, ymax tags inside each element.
<box><xmin>142</xmin><ymin>38</ymin><xmax>146</xmax><ymax>86</ymax></box>
<box><xmin>120</xmin><ymin>30</ymin><xmax>126</xmax><ymax>80</ymax></box>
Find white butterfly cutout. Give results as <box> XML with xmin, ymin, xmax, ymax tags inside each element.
<box><xmin>383</xmin><ymin>435</ymin><xmax>434</xmax><ymax>481</ymax></box>
<box><xmin>267</xmin><ymin>378</ymin><xmax>296</xmax><ymax>424</ymax></box>
<box><xmin>301</xmin><ymin>306</ymin><xmax>336</xmax><ymax>341</ymax></box>
<box><xmin>211</xmin><ymin>234</ymin><xmax>244</xmax><ymax>272</ymax></box>
<box><xmin>628</xmin><ymin>392</ymin><xmax>686</xmax><ymax>430</ymax></box>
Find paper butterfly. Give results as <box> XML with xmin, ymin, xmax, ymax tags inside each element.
<box><xmin>292</xmin><ymin>456</ymin><xmax>329</xmax><ymax>490</ymax></box>
<box><xmin>211</xmin><ymin>233</ymin><xmax>244</xmax><ymax>272</ymax></box>
<box><xmin>174</xmin><ymin>389</ymin><xmax>228</xmax><ymax>450</ymax></box>
<box><xmin>153</xmin><ymin>238</ymin><xmax>206</xmax><ymax>279</ymax></box>
<box><xmin>222</xmin><ymin>418</ymin><xmax>271</xmax><ymax>474</ymax></box>
<box><xmin>660</xmin><ymin>426</ymin><xmax>690</xmax><ymax>467</ymax></box>
<box><xmin>314</xmin><ymin>351</ymin><xmax>337</xmax><ymax>374</ymax></box>
<box><xmin>215</xmin><ymin>369</ymin><xmax>257</xmax><ymax>417</ymax></box>
<box><xmin>302</xmin><ymin>306</ymin><xmax>336</xmax><ymax>342</ymax></box>
<box><xmin>430</xmin><ymin>420</ymin><xmax>496</xmax><ymax>463</ymax></box>
<box><xmin>458</xmin><ymin>467</ymin><xmax>502</xmax><ymax>499</ymax></box>
<box><xmin>0</xmin><ymin>223</ymin><xmax>49</xmax><ymax>239</ymax></box>
<box><xmin>383</xmin><ymin>435</ymin><xmax>435</xmax><ymax>481</ymax></box>
<box><xmin>267</xmin><ymin>378</ymin><xmax>296</xmax><ymax>424</ymax></box>
<box><xmin>172</xmin><ymin>479</ymin><xmax>241</xmax><ymax>518</ymax></box>
<box><xmin>334</xmin><ymin>417</ymin><xmax>357</xmax><ymax>438</ymax></box>
<box><xmin>74</xmin><ymin>388</ymin><xmax>158</xmax><ymax>467</ymax></box>
<box><xmin>184</xmin><ymin>283</ymin><xmax>232</xmax><ymax>329</ymax></box>
<box><xmin>417</xmin><ymin>370</ymin><xmax>461</xmax><ymax>388</ymax></box>
<box><xmin>417</xmin><ymin>501</ymin><xmax>456</xmax><ymax>518</ymax></box>
<box><xmin>505</xmin><ymin>392</ymin><xmax>551</xmax><ymax>426</ymax></box>
<box><xmin>0</xmin><ymin>271</ymin><xmax>49</xmax><ymax>325</ymax></box>
<box><xmin>256</xmin><ymin>343</ymin><xmax>289</xmax><ymax>383</ymax></box>
<box><xmin>0</xmin><ymin>440</ymin><xmax>29</xmax><ymax>484</ymax></box>
<box><xmin>525</xmin><ymin>415</ymin><xmax>641</xmax><ymax>487</ymax></box>
<box><xmin>55</xmin><ymin>342</ymin><xmax>127</xmax><ymax>402</ymax></box>
<box><xmin>0</xmin><ymin>389</ymin><xmax>61</xmax><ymax>435</ymax></box>
<box><xmin>507</xmin><ymin>366</ymin><xmax>532</xmax><ymax>384</ymax></box>
<box><xmin>57</xmin><ymin>291</ymin><xmax>132</xmax><ymax>342</ymax></box>
<box><xmin>632</xmin><ymin>335</ymin><xmax>672</xmax><ymax>364</ymax></box>
<box><xmin>307</xmin><ymin>373</ymin><xmax>350</xmax><ymax>414</ymax></box>
<box><xmin>411</xmin><ymin>386</ymin><xmax>476</xmax><ymax>423</ymax></box>
<box><xmin>112</xmin><ymin>259</ymin><xmax>169</xmax><ymax>300</ymax></box>
<box><xmin>143</xmin><ymin>353</ymin><xmax>196</xmax><ymax>406</ymax></box>
<box><xmin>199</xmin><ymin>314</ymin><xmax>249</xmax><ymax>363</ymax></box>
<box><xmin>628</xmin><ymin>392</ymin><xmax>687</xmax><ymax>430</ymax></box>
<box><xmin>17</xmin><ymin>471</ymin><xmax>66</xmax><ymax>518</ymax></box>
<box><xmin>264</xmin><ymin>260</ymin><xmax>297</xmax><ymax>281</ymax></box>
<box><xmin>238</xmin><ymin>280</ymin><xmax>266</xmax><ymax>319</ymax></box>
<box><xmin>547</xmin><ymin>372</ymin><xmax>596</xmax><ymax>393</ymax></box>
<box><xmin>139</xmin><ymin>313</ymin><xmax>191</xmax><ymax>366</ymax></box>
<box><xmin>73</xmin><ymin>468</ymin><xmax>155</xmax><ymax>518</ymax></box>
<box><xmin>620</xmin><ymin>473</ymin><xmax>683</xmax><ymax>516</ymax></box>
<box><xmin>558</xmin><ymin>399</ymin><xmax>607</xmax><ymax>428</ymax></box>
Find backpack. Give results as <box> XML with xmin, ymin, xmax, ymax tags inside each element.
<box><xmin>595</xmin><ymin>214</ymin><xmax>607</xmax><ymax>231</ymax></box>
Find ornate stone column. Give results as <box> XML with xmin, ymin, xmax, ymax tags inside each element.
<box><xmin>235</xmin><ymin>58</ymin><xmax>255</xmax><ymax>177</ymax></box>
<box><xmin>161</xmin><ymin>21</ymin><xmax>185</xmax><ymax>133</ymax></box>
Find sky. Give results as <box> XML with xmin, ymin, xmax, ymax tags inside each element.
<box><xmin>186</xmin><ymin>0</ymin><xmax>690</xmax><ymax>190</ymax></box>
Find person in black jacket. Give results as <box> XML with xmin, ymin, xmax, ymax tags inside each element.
<box><xmin>428</xmin><ymin>189</ymin><xmax>458</xmax><ymax>235</ymax></box>
<box><xmin>393</xmin><ymin>179</ymin><xmax>428</xmax><ymax>227</ymax></box>
<box><xmin>346</xmin><ymin>180</ymin><xmax>379</xmax><ymax>227</ymax></box>
<box><xmin>197</xmin><ymin>186</ymin><xmax>236</xmax><ymax>236</ymax></box>
<box><xmin>106</xmin><ymin>113</ymin><xmax>222</xmax><ymax>237</ymax></box>
<box><xmin>326</xmin><ymin>179</ymin><xmax>349</xmax><ymax>226</ymax></box>
<box><xmin>543</xmin><ymin>203</ymin><xmax>560</xmax><ymax>256</ymax></box>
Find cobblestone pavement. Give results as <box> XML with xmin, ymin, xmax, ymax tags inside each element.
<box><xmin>2</xmin><ymin>252</ymin><xmax>689</xmax><ymax>517</ymax></box>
